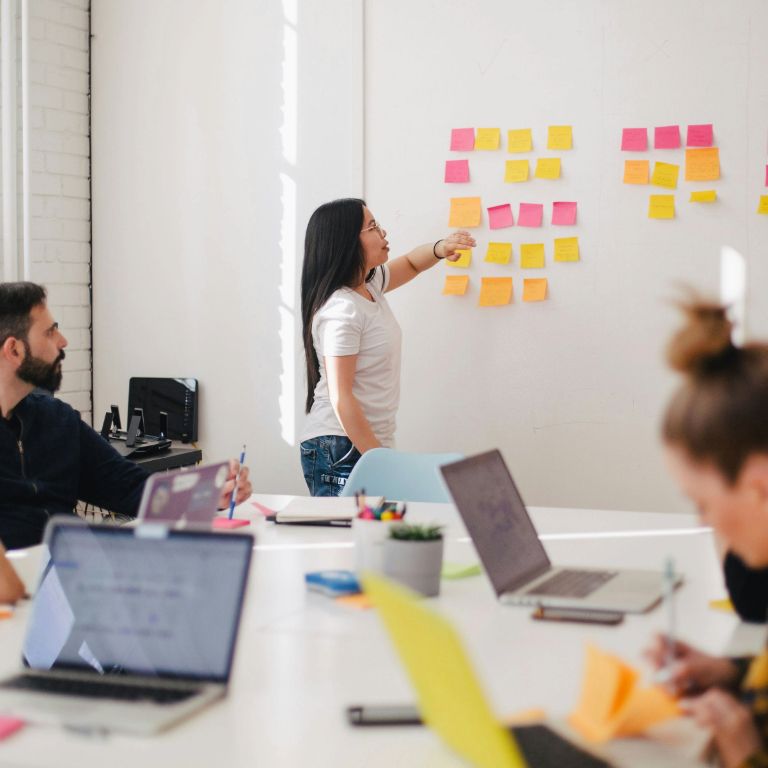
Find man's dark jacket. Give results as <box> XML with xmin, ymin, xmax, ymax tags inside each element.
<box><xmin>0</xmin><ymin>392</ymin><xmax>148</xmax><ymax>550</ymax></box>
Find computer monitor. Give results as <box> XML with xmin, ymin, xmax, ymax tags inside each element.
<box><xmin>128</xmin><ymin>377</ymin><xmax>199</xmax><ymax>442</ymax></box>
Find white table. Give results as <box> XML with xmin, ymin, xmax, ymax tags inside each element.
<box><xmin>0</xmin><ymin>497</ymin><xmax>764</xmax><ymax>768</ymax></box>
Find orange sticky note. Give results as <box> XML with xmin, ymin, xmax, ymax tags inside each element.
<box><xmin>651</xmin><ymin>161</ymin><xmax>679</xmax><ymax>189</ymax></box>
<box><xmin>507</xmin><ymin>128</ymin><xmax>532</xmax><ymax>153</ymax></box>
<box><xmin>547</xmin><ymin>125</ymin><xmax>573</xmax><ymax>150</ymax></box>
<box><xmin>475</xmin><ymin>128</ymin><xmax>500</xmax><ymax>150</ymax></box>
<box><xmin>758</xmin><ymin>195</ymin><xmax>768</xmax><ymax>215</ymax></box>
<box><xmin>446</xmin><ymin>248</ymin><xmax>471</xmax><ymax>268</ymax></box>
<box><xmin>623</xmin><ymin>160</ymin><xmax>649</xmax><ymax>185</ymax></box>
<box><xmin>336</xmin><ymin>594</ymin><xmax>373</xmax><ymax>610</ymax></box>
<box><xmin>685</xmin><ymin>147</ymin><xmax>720</xmax><ymax>181</ymax></box>
<box><xmin>449</xmin><ymin>197</ymin><xmax>482</xmax><ymax>228</ymax></box>
<box><xmin>523</xmin><ymin>278</ymin><xmax>548</xmax><ymax>302</ymax></box>
<box><xmin>478</xmin><ymin>277</ymin><xmax>513</xmax><ymax>307</ymax></box>
<box><xmin>520</xmin><ymin>243</ymin><xmax>545</xmax><ymax>269</ymax></box>
<box><xmin>535</xmin><ymin>158</ymin><xmax>561</xmax><ymax>179</ymax></box>
<box><xmin>442</xmin><ymin>274</ymin><xmax>469</xmax><ymax>295</ymax></box>
<box><xmin>648</xmin><ymin>194</ymin><xmax>675</xmax><ymax>219</ymax></box>
<box><xmin>485</xmin><ymin>242</ymin><xmax>512</xmax><ymax>265</ymax></box>
<box><xmin>554</xmin><ymin>236</ymin><xmax>579</xmax><ymax>262</ymax></box>
<box><xmin>504</xmin><ymin>159</ymin><xmax>529</xmax><ymax>183</ymax></box>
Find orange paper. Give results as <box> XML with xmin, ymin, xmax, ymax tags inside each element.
<box><xmin>523</xmin><ymin>278</ymin><xmax>548</xmax><ymax>302</ymax></box>
<box><xmin>449</xmin><ymin>197</ymin><xmax>482</xmax><ymax>228</ymax></box>
<box><xmin>442</xmin><ymin>275</ymin><xmax>470</xmax><ymax>296</ymax></box>
<box><xmin>623</xmin><ymin>160</ymin><xmax>649</xmax><ymax>185</ymax></box>
<box><xmin>478</xmin><ymin>277</ymin><xmax>513</xmax><ymax>307</ymax></box>
<box><xmin>685</xmin><ymin>147</ymin><xmax>720</xmax><ymax>181</ymax></box>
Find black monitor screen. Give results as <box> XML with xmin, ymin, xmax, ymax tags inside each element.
<box><xmin>128</xmin><ymin>377</ymin><xmax>198</xmax><ymax>442</ymax></box>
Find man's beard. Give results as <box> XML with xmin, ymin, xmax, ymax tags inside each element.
<box><xmin>17</xmin><ymin>342</ymin><xmax>65</xmax><ymax>393</ymax></box>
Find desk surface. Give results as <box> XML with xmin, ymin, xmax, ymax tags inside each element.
<box><xmin>2</xmin><ymin>497</ymin><xmax>764</xmax><ymax>768</ymax></box>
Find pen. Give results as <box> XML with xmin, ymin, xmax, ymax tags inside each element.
<box><xmin>228</xmin><ymin>444</ymin><xmax>246</xmax><ymax>520</ymax></box>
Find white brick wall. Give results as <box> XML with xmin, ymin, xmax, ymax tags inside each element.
<box><xmin>27</xmin><ymin>0</ymin><xmax>92</xmax><ymax>422</ymax></box>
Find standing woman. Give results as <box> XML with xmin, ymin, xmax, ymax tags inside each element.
<box><xmin>299</xmin><ymin>198</ymin><xmax>474</xmax><ymax>496</ymax></box>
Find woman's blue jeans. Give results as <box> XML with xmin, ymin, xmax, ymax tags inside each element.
<box><xmin>300</xmin><ymin>435</ymin><xmax>361</xmax><ymax>496</ymax></box>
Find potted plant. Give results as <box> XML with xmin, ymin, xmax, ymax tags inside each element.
<box><xmin>382</xmin><ymin>524</ymin><xmax>444</xmax><ymax>597</ymax></box>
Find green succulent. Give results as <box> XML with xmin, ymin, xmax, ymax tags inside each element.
<box><xmin>388</xmin><ymin>523</ymin><xmax>443</xmax><ymax>542</ymax></box>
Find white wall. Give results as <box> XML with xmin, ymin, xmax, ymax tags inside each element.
<box><xmin>91</xmin><ymin>0</ymin><xmax>362</xmax><ymax>493</ymax></box>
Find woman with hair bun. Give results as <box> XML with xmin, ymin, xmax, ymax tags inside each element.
<box><xmin>645</xmin><ymin>299</ymin><xmax>768</xmax><ymax>767</ymax></box>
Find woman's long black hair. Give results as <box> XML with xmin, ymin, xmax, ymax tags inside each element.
<box><xmin>301</xmin><ymin>198</ymin><xmax>376</xmax><ymax>413</ymax></box>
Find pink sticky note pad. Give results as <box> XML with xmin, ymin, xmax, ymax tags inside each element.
<box><xmin>654</xmin><ymin>125</ymin><xmax>681</xmax><ymax>149</ymax></box>
<box><xmin>517</xmin><ymin>203</ymin><xmax>543</xmax><ymax>227</ymax></box>
<box><xmin>621</xmin><ymin>128</ymin><xmax>647</xmax><ymax>151</ymax></box>
<box><xmin>444</xmin><ymin>159</ymin><xmax>470</xmax><ymax>183</ymax></box>
<box><xmin>450</xmin><ymin>128</ymin><xmax>475</xmax><ymax>151</ymax></box>
<box><xmin>251</xmin><ymin>501</ymin><xmax>275</xmax><ymax>516</ymax></box>
<box><xmin>686</xmin><ymin>124</ymin><xmax>713</xmax><ymax>147</ymax></box>
<box><xmin>488</xmin><ymin>204</ymin><xmax>514</xmax><ymax>229</ymax></box>
<box><xmin>0</xmin><ymin>717</ymin><xmax>24</xmax><ymax>740</ymax></box>
<box><xmin>765</xmin><ymin>164</ymin><xmax>768</xmax><ymax>187</ymax></box>
<box><xmin>213</xmin><ymin>518</ymin><xmax>251</xmax><ymax>529</ymax></box>
<box><xmin>552</xmin><ymin>201</ymin><xmax>577</xmax><ymax>226</ymax></box>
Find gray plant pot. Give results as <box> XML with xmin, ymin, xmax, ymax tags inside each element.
<box><xmin>382</xmin><ymin>537</ymin><xmax>444</xmax><ymax>597</ymax></box>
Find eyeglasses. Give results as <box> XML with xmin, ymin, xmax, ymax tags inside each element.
<box><xmin>361</xmin><ymin>221</ymin><xmax>386</xmax><ymax>238</ymax></box>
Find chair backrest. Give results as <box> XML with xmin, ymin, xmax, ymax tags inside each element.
<box><xmin>340</xmin><ymin>448</ymin><xmax>464</xmax><ymax>502</ymax></box>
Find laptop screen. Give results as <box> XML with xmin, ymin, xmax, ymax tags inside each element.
<box><xmin>22</xmin><ymin>523</ymin><xmax>253</xmax><ymax>683</ymax></box>
<box><xmin>441</xmin><ymin>450</ymin><xmax>551</xmax><ymax>595</ymax></box>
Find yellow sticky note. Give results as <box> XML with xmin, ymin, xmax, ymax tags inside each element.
<box><xmin>623</xmin><ymin>160</ymin><xmax>649</xmax><ymax>185</ymax></box>
<box><xmin>648</xmin><ymin>194</ymin><xmax>675</xmax><ymax>219</ymax></box>
<box><xmin>523</xmin><ymin>278</ymin><xmax>548</xmax><ymax>302</ymax></box>
<box><xmin>709</xmin><ymin>597</ymin><xmax>734</xmax><ymax>613</ymax></box>
<box><xmin>651</xmin><ymin>161</ymin><xmax>680</xmax><ymax>189</ymax></box>
<box><xmin>485</xmin><ymin>242</ymin><xmax>512</xmax><ymax>265</ymax></box>
<box><xmin>442</xmin><ymin>275</ymin><xmax>469</xmax><ymax>295</ymax></box>
<box><xmin>475</xmin><ymin>128</ymin><xmax>500</xmax><ymax>150</ymax></box>
<box><xmin>447</xmin><ymin>248</ymin><xmax>472</xmax><ymax>268</ymax></box>
<box><xmin>520</xmin><ymin>243</ymin><xmax>545</xmax><ymax>269</ymax></box>
<box><xmin>534</xmin><ymin>158</ymin><xmax>561</xmax><ymax>179</ymax></box>
<box><xmin>547</xmin><ymin>125</ymin><xmax>573</xmax><ymax>150</ymax></box>
<box><xmin>504</xmin><ymin>159</ymin><xmax>529</xmax><ymax>183</ymax></box>
<box><xmin>449</xmin><ymin>197</ymin><xmax>482</xmax><ymax>228</ymax></box>
<box><xmin>758</xmin><ymin>195</ymin><xmax>768</xmax><ymax>215</ymax></box>
<box><xmin>479</xmin><ymin>277</ymin><xmax>513</xmax><ymax>307</ymax></box>
<box><xmin>554</xmin><ymin>237</ymin><xmax>579</xmax><ymax>262</ymax></box>
<box><xmin>507</xmin><ymin>128</ymin><xmax>532</xmax><ymax>153</ymax></box>
<box><xmin>690</xmin><ymin>190</ymin><xmax>717</xmax><ymax>203</ymax></box>
<box><xmin>685</xmin><ymin>147</ymin><xmax>720</xmax><ymax>181</ymax></box>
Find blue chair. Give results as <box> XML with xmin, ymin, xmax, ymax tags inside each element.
<box><xmin>340</xmin><ymin>448</ymin><xmax>464</xmax><ymax>503</ymax></box>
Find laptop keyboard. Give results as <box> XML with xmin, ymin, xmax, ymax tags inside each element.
<box><xmin>525</xmin><ymin>569</ymin><xmax>617</xmax><ymax>598</ymax></box>
<box><xmin>3</xmin><ymin>675</ymin><xmax>199</xmax><ymax>705</ymax></box>
<box><xmin>511</xmin><ymin>724</ymin><xmax>613</xmax><ymax>767</ymax></box>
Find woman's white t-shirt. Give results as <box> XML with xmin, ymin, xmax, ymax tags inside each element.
<box><xmin>301</xmin><ymin>265</ymin><xmax>402</xmax><ymax>447</ymax></box>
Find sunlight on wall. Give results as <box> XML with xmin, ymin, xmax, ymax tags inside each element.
<box><xmin>278</xmin><ymin>0</ymin><xmax>298</xmax><ymax>445</ymax></box>
<box><xmin>720</xmin><ymin>245</ymin><xmax>746</xmax><ymax>344</ymax></box>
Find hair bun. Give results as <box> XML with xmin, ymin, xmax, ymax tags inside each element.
<box><xmin>666</xmin><ymin>299</ymin><xmax>735</xmax><ymax>375</ymax></box>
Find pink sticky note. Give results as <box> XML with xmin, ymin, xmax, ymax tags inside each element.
<box><xmin>654</xmin><ymin>125</ymin><xmax>681</xmax><ymax>149</ymax></box>
<box><xmin>0</xmin><ymin>717</ymin><xmax>24</xmax><ymax>740</ymax></box>
<box><xmin>213</xmin><ymin>518</ymin><xmax>251</xmax><ymax>529</ymax></box>
<box><xmin>488</xmin><ymin>204</ymin><xmax>514</xmax><ymax>229</ymax></box>
<box><xmin>686</xmin><ymin>124</ymin><xmax>713</xmax><ymax>147</ymax></box>
<box><xmin>518</xmin><ymin>203</ymin><xmax>543</xmax><ymax>227</ymax></box>
<box><xmin>621</xmin><ymin>128</ymin><xmax>647</xmax><ymax>151</ymax></box>
<box><xmin>251</xmin><ymin>500</ymin><xmax>276</xmax><ymax>516</ymax></box>
<box><xmin>765</xmin><ymin>164</ymin><xmax>768</xmax><ymax>187</ymax></box>
<box><xmin>444</xmin><ymin>159</ymin><xmax>470</xmax><ymax>183</ymax></box>
<box><xmin>450</xmin><ymin>128</ymin><xmax>475</xmax><ymax>151</ymax></box>
<box><xmin>552</xmin><ymin>201</ymin><xmax>577</xmax><ymax>226</ymax></box>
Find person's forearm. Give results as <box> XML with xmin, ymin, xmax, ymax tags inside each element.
<box><xmin>332</xmin><ymin>394</ymin><xmax>382</xmax><ymax>453</ymax></box>
<box><xmin>402</xmin><ymin>242</ymin><xmax>442</xmax><ymax>275</ymax></box>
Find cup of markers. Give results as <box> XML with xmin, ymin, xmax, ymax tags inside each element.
<box><xmin>352</xmin><ymin>490</ymin><xmax>407</xmax><ymax>576</ymax></box>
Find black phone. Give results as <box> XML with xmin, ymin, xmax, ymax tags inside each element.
<box><xmin>531</xmin><ymin>606</ymin><xmax>624</xmax><ymax>625</ymax></box>
<box><xmin>346</xmin><ymin>705</ymin><xmax>422</xmax><ymax>726</ymax></box>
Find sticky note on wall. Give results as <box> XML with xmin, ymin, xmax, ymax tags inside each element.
<box><xmin>623</xmin><ymin>160</ymin><xmax>649</xmax><ymax>185</ymax></box>
<box><xmin>654</xmin><ymin>125</ymin><xmax>681</xmax><ymax>149</ymax></box>
<box><xmin>475</xmin><ymin>128</ymin><xmax>501</xmax><ymax>150</ymax></box>
<box><xmin>535</xmin><ymin>158</ymin><xmax>561</xmax><ymax>179</ymax></box>
<box><xmin>554</xmin><ymin>237</ymin><xmax>580</xmax><ymax>262</ymax></box>
<box><xmin>447</xmin><ymin>249</ymin><xmax>472</xmax><ymax>268</ymax></box>
<box><xmin>488</xmin><ymin>204</ymin><xmax>514</xmax><ymax>229</ymax></box>
<box><xmin>449</xmin><ymin>197</ymin><xmax>482</xmax><ymax>227</ymax></box>
<box><xmin>518</xmin><ymin>203</ymin><xmax>543</xmax><ymax>227</ymax></box>
<box><xmin>507</xmin><ymin>129</ymin><xmax>532</xmax><ymax>152</ymax></box>
<box><xmin>444</xmin><ymin>159</ymin><xmax>470</xmax><ymax>183</ymax></box>
<box><xmin>648</xmin><ymin>195</ymin><xmax>675</xmax><ymax>219</ymax></box>
<box><xmin>450</xmin><ymin>128</ymin><xmax>475</xmax><ymax>151</ymax></box>
<box><xmin>520</xmin><ymin>243</ymin><xmax>545</xmax><ymax>269</ymax></box>
<box><xmin>690</xmin><ymin>190</ymin><xmax>717</xmax><ymax>203</ymax></box>
<box><xmin>621</xmin><ymin>128</ymin><xmax>647</xmax><ymax>151</ymax></box>
<box><xmin>758</xmin><ymin>196</ymin><xmax>768</xmax><ymax>215</ymax></box>
<box><xmin>686</xmin><ymin>124</ymin><xmax>713</xmax><ymax>147</ymax></box>
<box><xmin>523</xmin><ymin>278</ymin><xmax>548</xmax><ymax>302</ymax></box>
<box><xmin>685</xmin><ymin>148</ymin><xmax>720</xmax><ymax>181</ymax></box>
<box><xmin>442</xmin><ymin>275</ymin><xmax>469</xmax><ymax>295</ymax></box>
<box><xmin>547</xmin><ymin>125</ymin><xmax>573</xmax><ymax>150</ymax></box>
<box><xmin>479</xmin><ymin>277</ymin><xmax>513</xmax><ymax>306</ymax></box>
<box><xmin>552</xmin><ymin>201</ymin><xmax>577</xmax><ymax>226</ymax></box>
<box><xmin>651</xmin><ymin>162</ymin><xmax>680</xmax><ymax>189</ymax></box>
<box><xmin>504</xmin><ymin>160</ymin><xmax>529</xmax><ymax>183</ymax></box>
<box><xmin>485</xmin><ymin>242</ymin><xmax>512</xmax><ymax>264</ymax></box>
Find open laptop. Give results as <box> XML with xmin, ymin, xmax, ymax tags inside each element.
<box><xmin>363</xmin><ymin>573</ymin><xmax>612</xmax><ymax>768</ymax></box>
<box><xmin>0</xmin><ymin>519</ymin><xmax>253</xmax><ymax>735</ymax></box>
<box><xmin>136</xmin><ymin>460</ymin><xmax>229</xmax><ymax>526</ymax></box>
<box><xmin>440</xmin><ymin>450</ymin><xmax>677</xmax><ymax>613</ymax></box>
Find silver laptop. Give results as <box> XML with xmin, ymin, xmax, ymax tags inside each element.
<box><xmin>440</xmin><ymin>450</ymin><xmax>678</xmax><ymax>613</ymax></box>
<box><xmin>0</xmin><ymin>519</ymin><xmax>253</xmax><ymax>735</ymax></box>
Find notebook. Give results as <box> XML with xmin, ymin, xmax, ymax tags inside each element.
<box><xmin>440</xmin><ymin>450</ymin><xmax>678</xmax><ymax>613</ymax></box>
<box><xmin>0</xmin><ymin>519</ymin><xmax>253</xmax><ymax>735</ymax></box>
<box><xmin>363</xmin><ymin>573</ymin><xmax>612</xmax><ymax>768</ymax></box>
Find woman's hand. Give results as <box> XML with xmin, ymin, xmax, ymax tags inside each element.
<box><xmin>217</xmin><ymin>460</ymin><xmax>252</xmax><ymax>510</ymax></box>
<box><xmin>438</xmin><ymin>231</ymin><xmax>476</xmax><ymax>261</ymax></box>
<box><xmin>685</xmin><ymin>690</ymin><xmax>762</xmax><ymax>768</ymax></box>
<box><xmin>644</xmin><ymin>634</ymin><xmax>741</xmax><ymax>695</ymax></box>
